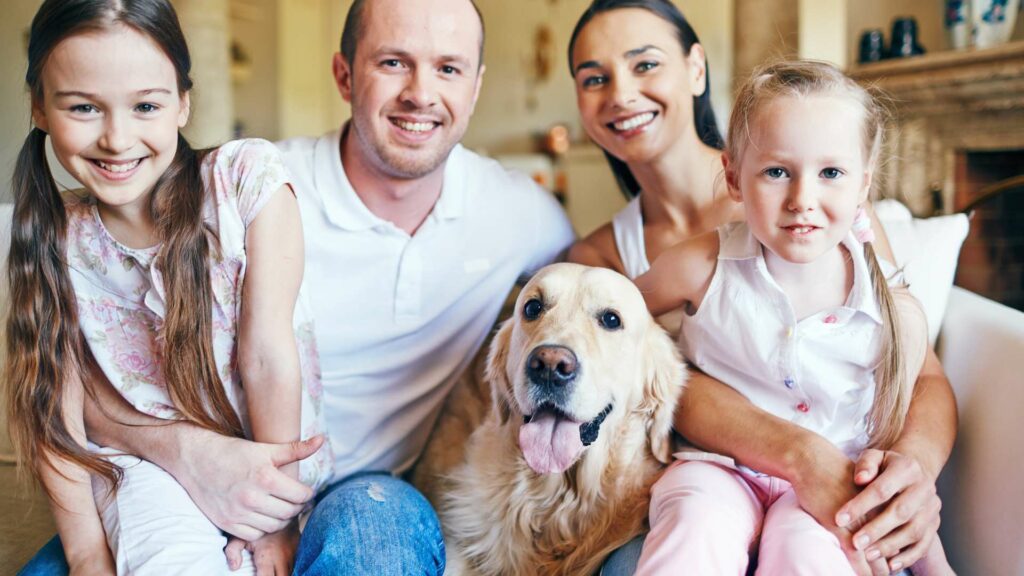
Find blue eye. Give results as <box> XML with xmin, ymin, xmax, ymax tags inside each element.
<box><xmin>764</xmin><ymin>167</ymin><xmax>788</xmax><ymax>179</ymax></box>
<box><xmin>382</xmin><ymin>59</ymin><xmax>402</xmax><ymax>68</ymax></box>
<box><xmin>70</xmin><ymin>104</ymin><xmax>98</xmax><ymax>114</ymax></box>
<box><xmin>524</xmin><ymin>298</ymin><xmax>543</xmax><ymax>321</ymax></box>
<box><xmin>821</xmin><ymin>167</ymin><xmax>843</xmax><ymax>179</ymax></box>
<box><xmin>135</xmin><ymin>103</ymin><xmax>159</xmax><ymax>113</ymax></box>
<box><xmin>599</xmin><ymin>310</ymin><xmax>622</xmax><ymax>331</ymax></box>
<box><xmin>440</xmin><ymin>65</ymin><xmax>459</xmax><ymax>75</ymax></box>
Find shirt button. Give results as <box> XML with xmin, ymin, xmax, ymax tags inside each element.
<box><xmin>823</xmin><ymin>314</ymin><xmax>838</xmax><ymax>324</ymax></box>
<box><xmin>796</xmin><ymin>402</ymin><xmax>810</xmax><ymax>413</ymax></box>
<box><xmin>785</xmin><ymin>327</ymin><xmax>794</xmax><ymax>338</ymax></box>
<box><xmin>784</xmin><ymin>378</ymin><xmax>795</xmax><ymax>389</ymax></box>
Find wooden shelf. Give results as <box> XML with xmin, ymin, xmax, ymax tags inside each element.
<box><xmin>848</xmin><ymin>41</ymin><xmax>1024</xmax><ymax>116</ymax></box>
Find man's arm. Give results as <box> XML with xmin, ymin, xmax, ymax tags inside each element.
<box><xmin>83</xmin><ymin>363</ymin><xmax>321</xmax><ymax>541</ymax></box>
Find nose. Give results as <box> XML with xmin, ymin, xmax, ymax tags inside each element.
<box><xmin>98</xmin><ymin>112</ymin><xmax>133</xmax><ymax>154</ymax></box>
<box><xmin>787</xmin><ymin>176</ymin><xmax>818</xmax><ymax>213</ymax></box>
<box><xmin>526</xmin><ymin>345</ymin><xmax>579</xmax><ymax>387</ymax></box>
<box><xmin>609</xmin><ymin>75</ymin><xmax>638</xmax><ymax>108</ymax></box>
<box><xmin>400</xmin><ymin>68</ymin><xmax>437</xmax><ymax>109</ymax></box>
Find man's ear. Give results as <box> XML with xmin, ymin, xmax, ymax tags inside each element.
<box><xmin>332</xmin><ymin>53</ymin><xmax>354</xmax><ymax>102</ymax></box>
<box><xmin>686</xmin><ymin>43</ymin><xmax>708</xmax><ymax>98</ymax></box>
<box><xmin>32</xmin><ymin>100</ymin><xmax>49</xmax><ymax>133</ymax></box>
<box><xmin>722</xmin><ymin>153</ymin><xmax>742</xmax><ymax>202</ymax></box>
<box><xmin>469</xmin><ymin>64</ymin><xmax>486</xmax><ymax>114</ymax></box>
<box><xmin>177</xmin><ymin>92</ymin><xmax>191</xmax><ymax>129</ymax></box>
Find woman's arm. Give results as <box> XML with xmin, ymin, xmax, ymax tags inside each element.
<box><xmin>43</xmin><ymin>372</ymin><xmax>115</xmax><ymax>574</ymax></box>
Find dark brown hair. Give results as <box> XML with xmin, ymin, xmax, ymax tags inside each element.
<box><xmin>6</xmin><ymin>0</ymin><xmax>243</xmax><ymax>496</ymax></box>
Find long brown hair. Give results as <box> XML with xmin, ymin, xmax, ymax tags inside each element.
<box><xmin>5</xmin><ymin>0</ymin><xmax>242</xmax><ymax>494</ymax></box>
<box><xmin>725</xmin><ymin>61</ymin><xmax>910</xmax><ymax>449</ymax></box>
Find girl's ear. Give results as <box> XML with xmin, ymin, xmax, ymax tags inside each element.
<box><xmin>722</xmin><ymin>153</ymin><xmax>742</xmax><ymax>202</ymax></box>
<box><xmin>178</xmin><ymin>92</ymin><xmax>191</xmax><ymax>128</ymax></box>
<box><xmin>860</xmin><ymin>168</ymin><xmax>874</xmax><ymax>204</ymax></box>
<box><xmin>686</xmin><ymin>43</ymin><xmax>708</xmax><ymax>98</ymax></box>
<box><xmin>32</xmin><ymin>101</ymin><xmax>49</xmax><ymax>133</ymax></box>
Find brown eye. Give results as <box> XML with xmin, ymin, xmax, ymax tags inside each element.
<box><xmin>599</xmin><ymin>310</ymin><xmax>622</xmax><ymax>331</ymax></box>
<box><xmin>524</xmin><ymin>298</ymin><xmax>543</xmax><ymax>321</ymax></box>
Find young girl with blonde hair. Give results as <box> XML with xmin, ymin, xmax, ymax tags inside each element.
<box><xmin>634</xmin><ymin>60</ymin><xmax>952</xmax><ymax>575</ymax></box>
<box><xmin>5</xmin><ymin>0</ymin><xmax>331</xmax><ymax>573</ymax></box>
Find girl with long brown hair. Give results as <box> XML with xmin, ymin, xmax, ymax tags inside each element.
<box><xmin>5</xmin><ymin>0</ymin><xmax>330</xmax><ymax>573</ymax></box>
<box><xmin>633</xmin><ymin>60</ymin><xmax>952</xmax><ymax>576</ymax></box>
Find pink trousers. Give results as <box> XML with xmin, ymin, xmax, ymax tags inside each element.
<box><xmin>635</xmin><ymin>460</ymin><xmax>855</xmax><ymax>576</ymax></box>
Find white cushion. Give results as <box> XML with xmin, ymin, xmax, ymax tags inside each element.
<box><xmin>874</xmin><ymin>200</ymin><xmax>970</xmax><ymax>345</ymax></box>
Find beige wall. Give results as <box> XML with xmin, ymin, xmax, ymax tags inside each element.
<box><xmin>0</xmin><ymin>1</ymin><xmax>37</xmax><ymax>201</ymax></box>
<box><xmin>231</xmin><ymin>0</ymin><xmax>281</xmax><ymax>141</ymax></box>
<box><xmin>845</xmin><ymin>0</ymin><xmax>944</xmax><ymax>65</ymax></box>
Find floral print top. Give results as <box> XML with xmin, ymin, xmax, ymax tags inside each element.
<box><xmin>66</xmin><ymin>139</ymin><xmax>332</xmax><ymax>491</ymax></box>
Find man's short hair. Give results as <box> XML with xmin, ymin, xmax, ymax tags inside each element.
<box><xmin>340</xmin><ymin>0</ymin><xmax>485</xmax><ymax>70</ymax></box>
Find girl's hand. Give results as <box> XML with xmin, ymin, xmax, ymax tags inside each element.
<box><xmin>835</xmin><ymin>448</ymin><xmax>943</xmax><ymax>573</ymax></box>
<box><xmin>225</xmin><ymin>523</ymin><xmax>300</xmax><ymax>575</ymax></box>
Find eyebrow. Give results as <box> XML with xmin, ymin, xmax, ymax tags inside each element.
<box><xmin>374</xmin><ymin>48</ymin><xmax>474</xmax><ymax>67</ymax></box>
<box><xmin>53</xmin><ymin>88</ymin><xmax>174</xmax><ymax>98</ymax></box>
<box><xmin>574</xmin><ymin>44</ymin><xmax>662</xmax><ymax>74</ymax></box>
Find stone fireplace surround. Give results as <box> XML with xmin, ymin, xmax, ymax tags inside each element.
<box><xmin>849</xmin><ymin>41</ymin><xmax>1024</xmax><ymax>310</ymax></box>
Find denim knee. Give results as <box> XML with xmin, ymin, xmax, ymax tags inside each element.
<box><xmin>295</xmin><ymin>473</ymin><xmax>445</xmax><ymax>576</ymax></box>
<box><xmin>18</xmin><ymin>535</ymin><xmax>69</xmax><ymax>576</ymax></box>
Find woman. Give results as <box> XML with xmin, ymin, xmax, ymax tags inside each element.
<box><xmin>566</xmin><ymin>2</ymin><xmax>956</xmax><ymax>574</ymax></box>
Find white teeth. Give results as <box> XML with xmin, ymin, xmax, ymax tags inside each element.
<box><xmin>97</xmin><ymin>159</ymin><xmax>141</xmax><ymax>173</ymax></box>
<box><xmin>612</xmin><ymin>112</ymin><xmax>655</xmax><ymax>131</ymax></box>
<box><xmin>791</xmin><ymin>227</ymin><xmax>813</xmax><ymax>234</ymax></box>
<box><xmin>395</xmin><ymin>120</ymin><xmax>434</xmax><ymax>133</ymax></box>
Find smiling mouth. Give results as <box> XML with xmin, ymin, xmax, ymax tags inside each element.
<box><xmin>391</xmin><ymin>118</ymin><xmax>440</xmax><ymax>133</ymax></box>
<box><xmin>783</xmin><ymin>225</ymin><xmax>820</xmax><ymax>236</ymax></box>
<box><xmin>609</xmin><ymin>112</ymin><xmax>657</xmax><ymax>132</ymax></box>
<box><xmin>91</xmin><ymin>158</ymin><xmax>143</xmax><ymax>173</ymax></box>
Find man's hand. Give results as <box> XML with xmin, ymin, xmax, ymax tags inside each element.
<box><xmin>836</xmin><ymin>448</ymin><xmax>943</xmax><ymax>573</ymax></box>
<box><xmin>224</xmin><ymin>523</ymin><xmax>300</xmax><ymax>575</ymax></box>
<box><xmin>171</xmin><ymin>432</ymin><xmax>323</xmax><ymax>541</ymax></box>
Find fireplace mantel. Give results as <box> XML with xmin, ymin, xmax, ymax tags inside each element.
<box><xmin>847</xmin><ymin>42</ymin><xmax>1024</xmax><ymax>215</ymax></box>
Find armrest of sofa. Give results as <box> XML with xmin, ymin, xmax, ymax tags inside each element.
<box><xmin>935</xmin><ymin>286</ymin><xmax>1024</xmax><ymax>575</ymax></box>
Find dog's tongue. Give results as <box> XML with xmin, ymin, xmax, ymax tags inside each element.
<box><xmin>519</xmin><ymin>411</ymin><xmax>584</xmax><ymax>474</ymax></box>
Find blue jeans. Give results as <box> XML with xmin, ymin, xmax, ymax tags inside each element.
<box><xmin>18</xmin><ymin>473</ymin><xmax>444</xmax><ymax>576</ymax></box>
<box><xmin>295</xmin><ymin>472</ymin><xmax>445</xmax><ymax>575</ymax></box>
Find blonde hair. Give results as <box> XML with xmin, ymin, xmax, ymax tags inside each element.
<box><xmin>726</xmin><ymin>60</ymin><xmax>909</xmax><ymax>449</ymax></box>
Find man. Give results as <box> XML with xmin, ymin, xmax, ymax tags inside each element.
<box><xmin>19</xmin><ymin>0</ymin><xmax>573</xmax><ymax>574</ymax></box>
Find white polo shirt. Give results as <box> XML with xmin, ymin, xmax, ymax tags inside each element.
<box><xmin>277</xmin><ymin>130</ymin><xmax>575</xmax><ymax>481</ymax></box>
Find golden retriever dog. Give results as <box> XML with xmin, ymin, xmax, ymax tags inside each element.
<box><xmin>416</xmin><ymin>263</ymin><xmax>686</xmax><ymax>576</ymax></box>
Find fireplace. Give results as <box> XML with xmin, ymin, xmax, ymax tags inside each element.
<box><xmin>954</xmin><ymin>151</ymin><xmax>1024</xmax><ymax>311</ymax></box>
<box><xmin>850</xmin><ymin>41</ymin><xmax>1024</xmax><ymax>311</ymax></box>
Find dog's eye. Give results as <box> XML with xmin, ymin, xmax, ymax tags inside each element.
<box><xmin>599</xmin><ymin>310</ymin><xmax>622</xmax><ymax>330</ymax></box>
<box><xmin>523</xmin><ymin>298</ymin><xmax>544</xmax><ymax>321</ymax></box>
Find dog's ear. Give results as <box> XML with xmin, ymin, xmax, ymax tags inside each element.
<box><xmin>639</xmin><ymin>323</ymin><xmax>687</xmax><ymax>464</ymax></box>
<box><xmin>485</xmin><ymin>317</ymin><xmax>515</xmax><ymax>425</ymax></box>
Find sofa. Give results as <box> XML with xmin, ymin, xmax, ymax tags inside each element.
<box><xmin>0</xmin><ymin>201</ymin><xmax>1022</xmax><ymax>574</ymax></box>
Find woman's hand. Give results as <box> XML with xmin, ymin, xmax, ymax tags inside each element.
<box><xmin>225</xmin><ymin>522</ymin><xmax>300</xmax><ymax>575</ymax></box>
<box><xmin>836</xmin><ymin>448</ymin><xmax>943</xmax><ymax>573</ymax></box>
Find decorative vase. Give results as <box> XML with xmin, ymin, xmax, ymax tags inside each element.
<box><xmin>858</xmin><ymin>29</ymin><xmax>886</xmax><ymax>63</ymax></box>
<box><xmin>945</xmin><ymin>0</ymin><xmax>972</xmax><ymax>49</ymax></box>
<box><xmin>972</xmin><ymin>0</ymin><xmax>1021</xmax><ymax>49</ymax></box>
<box><xmin>889</xmin><ymin>17</ymin><xmax>926</xmax><ymax>58</ymax></box>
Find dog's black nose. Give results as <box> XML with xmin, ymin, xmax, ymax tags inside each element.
<box><xmin>526</xmin><ymin>345</ymin><xmax>578</xmax><ymax>387</ymax></box>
